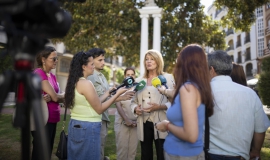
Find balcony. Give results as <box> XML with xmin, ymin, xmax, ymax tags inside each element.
<box><xmin>265</xmin><ymin>27</ymin><xmax>270</xmax><ymax>36</ymax></box>
<box><xmin>237</xmin><ymin>57</ymin><xmax>242</xmax><ymax>63</ymax></box>
<box><xmin>245</xmin><ymin>51</ymin><xmax>251</xmax><ymax>61</ymax></box>
<box><xmin>264</xmin><ymin>48</ymin><xmax>270</xmax><ymax>56</ymax></box>
<box><xmin>244</xmin><ymin>36</ymin><xmax>250</xmax><ymax>44</ymax></box>
<box><xmin>226</xmin><ymin>46</ymin><xmax>234</xmax><ymax>51</ymax></box>
<box><xmin>226</xmin><ymin>29</ymin><xmax>234</xmax><ymax>36</ymax></box>
<box><xmin>236</xmin><ymin>41</ymin><xmax>241</xmax><ymax>48</ymax></box>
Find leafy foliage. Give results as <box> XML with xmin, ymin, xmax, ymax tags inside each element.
<box><xmin>213</xmin><ymin>0</ymin><xmax>269</xmax><ymax>31</ymax></box>
<box><xmin>101</xmin><ymin>65</ymin><xmax>111</xmax><ymax>82</ymax></box>
<box><xmin>115</xmin><ymin>69</ymin><xmax>124</xmax><ymax>84</ymax></box>
<box><xmin>0</xmin><ymin>49</ymin><xmax>13</xmax><ymax>74</ymax></box>
<box><xmin>54</xmin><ymin>0</ymin><xmax>226</xmax><ymax>73</ymax></box>
<box><xmin>257</xmin><ymin>57</ymin><xmax>270</xmax><ymax>107</ymax></box>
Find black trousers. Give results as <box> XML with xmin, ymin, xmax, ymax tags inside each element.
<box><xmin>140</xmin><ymin>121</ymin><xmax>165</xmax><ymax>160</ymax></box>
<box><xmin>31</xmin><ymin>122</ymin><xmax>57</xmax><ymax>160</ymax></box>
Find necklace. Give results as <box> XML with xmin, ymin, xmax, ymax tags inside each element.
<box><xmin>46</xmin><ymin>72</ymin><xmax>51</xmax><ymax>78</ymax></box>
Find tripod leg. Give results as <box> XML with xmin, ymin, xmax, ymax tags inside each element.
<box><xmin>26</xmin><ymin>73</ymin><xmax>50</xmax><ymax>160</ymax></box>
<box><xmin>0</xmin><ymin>71</ymin><xmax>14</xmax><ymax>113</ymax></box>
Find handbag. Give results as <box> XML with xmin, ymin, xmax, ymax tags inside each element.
<box><xmin>13</xmin><ymin>98</ymin><xmax>48</xmax><ymax>131</ymax></box>
<box><xmin>204</xmin><ymin>108</ymin><xmax>210</xmax><ymax>160</ymax></box>
<box><xmin>56</xmin><ymin>106</ymin><xmax>68</xmax><ymax>160</ymax></box>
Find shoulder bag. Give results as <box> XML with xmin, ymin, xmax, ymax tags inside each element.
<box><xmin>56</xmin><ymin>106</ymin><xmax>68</xmax><ymax>160</ymax></box>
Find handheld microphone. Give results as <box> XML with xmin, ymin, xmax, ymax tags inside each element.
<box><xmin>158</xmin><ymin>75</ymin><xmax>168</xmax><ymax>89</ymax></box>
<box><xmin>151</xmin><ymin>77</ymin><xmax>162</xmax><ymax>88</ymax></box>
<box><xmin>110</xmin><ymin>76</ymin><xmax>135</xmax><ymax>95</ymax></box>
<box><xmin>133</xmin><ymin>80</ymin><xmax>146</xmax><ymax>92</ymax></box>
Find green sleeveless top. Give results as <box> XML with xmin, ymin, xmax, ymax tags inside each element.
<box><xmin>70</xmin><ymin>77</ymin><xmax>102</xmax><ymax>122</ymax></box>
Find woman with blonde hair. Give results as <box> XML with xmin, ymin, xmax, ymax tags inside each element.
<box><xmin>131</xmin><ymin>49</ymin><xmax>174</xmax><ymax>160</ymax></box>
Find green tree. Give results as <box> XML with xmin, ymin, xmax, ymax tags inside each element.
<box><xmin>115</xmin><ymin>69</ymin><xmax>124</xmax><ymax>84</ymax></box>
<box><xmin>257</xmin><ymin>57</ymin><xmax>270</xmax><ymax>107</ymax></box>
<box><xmin>213</xmin><ymin>0</ymin><xmax>269</xmax><ymax>31</ymax></box>
<box><xmin>0</xmin><ymin>47</ymin><xmax>13</xmax><ymax>74</ymax></box>
<box><xmin>56</xmin><ymin>0</ymin><xmax>225</xmax><ymax>73</ymax></box>
<box><xmin>101</xmin><ymin>65</ymin><xmax>111</xmax><ymax>83</ymax></box>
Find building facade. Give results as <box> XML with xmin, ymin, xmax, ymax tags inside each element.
<box><xmin>207</xmin><ymin>4</ymin><xmax>267</xmax><ymax>80</ymax></box>
<box><xmin>260</xmin><ymin>3</ymin><xmax>270</xmax><ymax>73</ymax></box>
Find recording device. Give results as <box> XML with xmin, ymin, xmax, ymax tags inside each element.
<box><xmin>133</xmin><ymin>80</ymin><xmax>146</xmax><ymax>92</ymax></box>
<box><xmin>110</xmin><ymin>76</ymin><xmax>135</xmax><ymax>95</ymax></box>
<box><xmin>158</xmin><ymin>75</ymin><xmax>168</xmax><ymax>89</ymax></box>
<box><xmin>0</xmin><ymin>1</ymin><xmax>77</xmax><ymax>160</ymax></box>
<box><xmin>151</xmin><ymin>77</ymin><xmax>162</xmax><ymax>88</ymax></box>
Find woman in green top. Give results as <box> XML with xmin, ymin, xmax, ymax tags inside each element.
<box><xmin>64</xmin><ymin>52</ymin><xmax>127</xmax><ymax>160</ymax></box>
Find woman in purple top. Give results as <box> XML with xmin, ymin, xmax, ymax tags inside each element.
<box><xmin>156</xmin><ymin>44</ymin><xmax>214</xmax><ymax>159</ymax></box>
<box><xmin>32</xmin><ymin>46</ymin><xmax>65</xmax><ymax>160</ymax></box>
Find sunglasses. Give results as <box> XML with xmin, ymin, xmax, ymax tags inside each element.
<box><xmin>49</xmin><ymin>57</ymin><xmax>58</xmax><ymax>62</ymax></box>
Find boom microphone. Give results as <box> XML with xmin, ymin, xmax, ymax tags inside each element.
<box><xmin>151</xmin><ymin>77</ymin><xmax>162</xmax><ymax>88</ymax></box>
<box><xmin>133</xmin><ymin>80</ymin><xmax>146</xmax><ymax>92</ymax></box>
<box><xmin>158</xmin><ymin>75</ymin><xmax>168</xmax><ymax>89</ymax></box>
<box><xmin>110</xmin><ymin>76</ymin><xmax>135</xmax><ymax>95</ymax></box>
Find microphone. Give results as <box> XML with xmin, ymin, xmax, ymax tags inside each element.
<box><xmin>151</xmin><ymin>77</ymin><xmax>162</xmax><ymax>88</ymax></box>
<box><xmin>133</xmin><ymin>80</ymin><xmax>146</xmax><ymax>92</ymax></box>
<box><xmin>110</xmin><ymin>76</ymin><xmax>135</xmax><ymax>95</ymax></box>
<box><xmin>158</xmin><ymin>75</ymin><xmax>168</xmax><ymax>89</ymax></box>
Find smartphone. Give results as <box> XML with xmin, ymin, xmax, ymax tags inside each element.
<box><xmin>74</xmin><ymin>124</ymin><xmax>81</xmax><ymax>128</ymax></box>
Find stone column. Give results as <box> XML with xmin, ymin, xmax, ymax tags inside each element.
<box><xmin>139</xmin><ymin>14</ymin><xmax>149</xmax><ymax>77</ymax></box>
<box><xmin>152</xmin><ymin>13</ymin><xmax>162</xmax><ymax>52</ymax></box>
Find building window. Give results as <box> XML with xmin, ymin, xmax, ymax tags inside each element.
<box><xmin>257</xmin><ymin>18</ymin><xmax>264</xmax><ymax>37</ymax></box>
<box><xmin>245</xmin><ymin>48</ymin><xmax>251</xmax><ymax>61</ymax></box>
<box><xmin>58</xmin><ymin>58</ymin><xmax>71</xmax><ymax>75</ymax></box>
<box><xmin>256</xmin><ymin>7</ymin><xmax>263</xmax><ymax>17</ymax></box>
<box><xmin>258</xmin><ymin>38</ymin><xmax>264</xmax><ymax>57</ymax></box>
<box><xmin>245</xmin><ymin>63</ymin><xmax>253</xmax><ymax>77</ymax></box>
<box><xmin>266</xmin><ymin>3</ymin><xmax>270</xmax><ymax>9</ymax></box>
<box><xmin>237</xmin><ymin>51</ymin><xmax>242</xmax><ymax>63</ymax></box>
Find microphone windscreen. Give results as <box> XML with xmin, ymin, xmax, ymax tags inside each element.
<box><xmin>134</xmin><ymin>80</ymin><xmax>146</xmax><ymax>92</ymax></box>
<box><xmin>151</xmin><ymin>77</ymin><xmax>161</xmax><ymax>88</ymax></box>
<box><xmin>158</xmin><ymin>75</ymin><xmax>167</xmax><ymax>84</ymax></box>
<box><xmin>124</xmin><ymin>77</ymin><xmax>135</xmax><ymax>88</ymax></box>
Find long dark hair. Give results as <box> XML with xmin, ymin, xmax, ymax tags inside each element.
<box><xmin>173</xmin><ymin>44</ymin><xmax>214</xmax><ymax>117</ymax></box>
<box><xmin>36</xmin><ymin>46</ymin><xmax>56</xmax><ymax>68</ymax></box>
<box><xmin>230</xmin><ymin>63</ymin><xmax>247</xmax><ymax>86</ymax></box>
<box><xmin>64</xmin><ymin>52</ymin><xmax>92</xmax><ymax>109</ymax></box>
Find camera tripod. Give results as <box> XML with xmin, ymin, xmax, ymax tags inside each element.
<box><xmin>0</xmin><ymin>36</ymin><xmax>50</xmax><ymax>160</ymax></box>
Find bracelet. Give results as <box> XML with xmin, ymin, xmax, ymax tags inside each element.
<box><xmin>166</xmin><ymin>122</ymin><xmax>170</xmax><ymax>131</ymax></box>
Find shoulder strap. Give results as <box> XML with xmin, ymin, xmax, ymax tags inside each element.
<box><xmin>204</xmin><ymin>108</ymin><xmax>210</xmax><ymax>159</ymax></box>
<box><xmin>62</xmin><ymin>106</ymin><xmax>67</xmax><ymax>131</ymax></box>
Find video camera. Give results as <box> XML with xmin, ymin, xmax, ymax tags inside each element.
<box><xmin>0</xmin><ymin>0</ymin><xmax>73</xmax><ymax>55</ymax></box>
<box><xmin>0</xmin><ymin>1</ymin><xmax>82</xmax><ymax>160</ymax></box>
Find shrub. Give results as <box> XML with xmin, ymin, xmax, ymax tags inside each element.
<box><xmin>115</xmin><ymin>69</ymin><xmax>124</xmax><ymax>84</ymax></box>
<box><xmin>101</xmin><ymin>65</ymin><xmax>111</xmax><ymax>83</ymax></box>
<box><xmin>257</xmin><ymin>57</ymin><xmax>270</xmax><ymax>107</ymax></box>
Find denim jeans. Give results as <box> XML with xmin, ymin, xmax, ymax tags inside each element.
<box><xmin>209</xmin><ymin>153</ymin><xmax>244</xmax><ymax>160</ymax></box>
<box><xmin>67</xmin><ymin>119</ymin><xmax>101</xmax><ymax>160</ymax></box>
